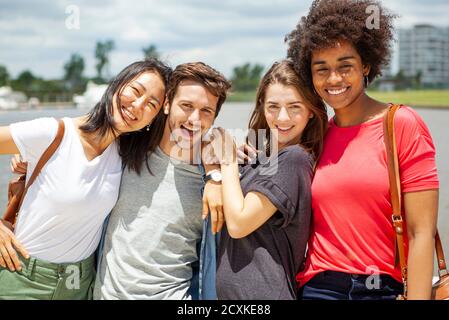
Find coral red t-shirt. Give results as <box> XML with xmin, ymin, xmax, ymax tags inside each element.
<box><xmin>297</xmin><ymin>106</ymin><xmax>439</xmax><ymax>286</ymax></box>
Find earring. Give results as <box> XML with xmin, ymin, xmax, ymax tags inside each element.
<box><xmin>146</xmin><ymin>125</ymin><xmax>150</xmax><ymax>131</ymax></box>
<box><xmin>364</xmin><ymin>75</ymin><xmax>369</xmax><ymax>88</ymax></box>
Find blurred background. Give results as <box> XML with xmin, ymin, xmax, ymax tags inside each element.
<box><xmin>0</xmin><ymin>0</ymin><xmax>448</xmax><ymax>274</ymax></box>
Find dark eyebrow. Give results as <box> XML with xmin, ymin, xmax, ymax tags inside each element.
<box><xmin>338</xmin><ymin>56</ymin><xmax>356</xmax><ymax>62</ymax></box>
<box><xmin>266</xmin><ymin>100</ymin><xmax>303</xmax><ymax>105</ymax></box>
<box><xmin>179</xmin><ymin>100</ymin><xmax>216</xmax><ymax>112</ymax></box>
<box><xmin>133</xmin><ymin>81</ymin><xmax>146</xmax><ymax>93</ymax></box>
<box><xmin>312</xmin><ymin>56</ymin><xmax>356</xmax><ymax>66</ymax></box>
<box><xmin>203</xmin><ymin>106</ymin><xmax>217</xmax><ymax>113</ymax></box>
<box><xmin>134</xmin><ymin>81</ymin><xmax>161</xmax><ymax>105</ymax></box>
<box><xmin>288</xmin><ymin>100</ymin><xmax>304</xmax><ymax>105</ymax></box>
<box><xmin>150</xmin><ymin>96</ymin><xmax>161</xmax><ymax>106</ymax></box>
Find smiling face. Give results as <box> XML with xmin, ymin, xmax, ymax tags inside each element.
<box><xmin>112</xmin><ymin>71</ymin><xmax>166</xmax><ymax>133</ymax></box>
<box><xmin>264</xmin><ymin>83</ymin><xmax>312</xmax><ymax>150</ymax></box>
<box><xmin>311</xmin><ymin>39</ymin><xmax>370</xmax><ymax>111</ymax></box>
<box><xmin>162</xmin><ymin>79</ymin><xmax>219</xmax><ymax>152</ymax></box>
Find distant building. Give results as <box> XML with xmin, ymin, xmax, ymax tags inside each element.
<box><xmin>373</xmin><ymin>42</ymin><xmax>396</xmax><ymax>91</ymax></box>
<box><xmin>376</xmin><ymin>78</ymin><xmax>395</xmax><ymax>92</ymax></box>
<box><xmin>373</xmin><ymin>62</ymin><xmax>395</xmax><ymax>91</ymax></box>
<box><xmin>0</xmin><ymin>86</ymin><xmax>27</xmax><ymax>110</ymax></box>
<box><xmin>380</xmin><ymin>51</ymin><xmax>394</xmax><ymax>78</ymax></box>
<box><xmin>73</xmin><ymin>81</ymin><xmax>107</xmax><ymax>109</ymax></box>
<box><xmin>399</xmin><ymin>24</ymin><xmax>449</xmax><ymax>87</ymax></box>
<box><xmin>381</xmin><ymin>65</ymin><xmax>393</xmax><ymax>78</ymax></box>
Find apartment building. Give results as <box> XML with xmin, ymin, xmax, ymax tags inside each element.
<box><xmin>399</xmin><ymin>24</ymin><xmax>449</xmax><ymax>86</ymax></box>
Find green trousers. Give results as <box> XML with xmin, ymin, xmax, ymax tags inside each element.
<box><xmin>0</xmin><ymin>254</ymin><xmax>96</xmax><ymax>300</ymax></box>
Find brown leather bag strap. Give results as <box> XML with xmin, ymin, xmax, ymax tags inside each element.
<box><xmin>435</xmin><ymin>231</ymin><xmax>448</xmax><ymax>277</ymax></box>
<box><xmin>16</xmin><ymin>119</ymin><xmax>65</xmax><ymax>212</ymax></box>
<box><xmin>384</xmin><ymin>104</ymin><xmax>447</xmax><ymax>298</ymax></box>
<box><xmin>383</xmin><ymin>104</ymin><xmax>408</xmax><ymax>297</ymax></box>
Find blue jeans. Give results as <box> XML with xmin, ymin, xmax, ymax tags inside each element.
<box><xmin>299</xmin><ymin>271</ymin><xmax>404</xmax><ymax>300</ymax></box>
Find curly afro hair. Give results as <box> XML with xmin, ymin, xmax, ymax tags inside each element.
<box><xmin>285</xmin><ymin>0</ymin><xmax>397</xmax><ymax>89</ymax></box>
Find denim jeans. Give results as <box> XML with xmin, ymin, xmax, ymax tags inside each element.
<box><xmin>299</xmin><ymin>270</ymin><xmax>404</xmax><ymax>300</ymax></box>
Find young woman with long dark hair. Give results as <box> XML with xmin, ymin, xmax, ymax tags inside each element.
<box><xmin>0</xmin><ymin>59</ymin><xmax>172</xmax><ymax>299</ymax></box>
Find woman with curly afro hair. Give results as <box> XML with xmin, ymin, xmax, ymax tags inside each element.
<box><xmin>286</xmin><ymin>0</ymin><xmax>439</xmax><ymax>300</ymax></box>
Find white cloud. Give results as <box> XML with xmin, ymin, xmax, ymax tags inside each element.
<box><xmin>0</xmin><ymin>0</ymin><xmax>447</xmax><ymax>79</ymax></box>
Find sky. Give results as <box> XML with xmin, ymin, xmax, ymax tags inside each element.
<box><xmin>1</xmin><ymin>0</ymin><xmax>449</xmax><ymax>80</ymax></box>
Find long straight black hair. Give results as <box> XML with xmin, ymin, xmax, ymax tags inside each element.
<box><xmin>79</xmin><ymin>58</ymin><xmax>172</xmax><ymax>174</ymax></box>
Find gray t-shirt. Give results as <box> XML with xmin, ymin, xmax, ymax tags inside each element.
<box><xmin>216</xmin><ymin>145</ymin><xmax>313</xmax><ymax>300</ymax></box>
<box><xmin>93</xmin><ymin>147</ymin><xmax>203</xmax><ymax>300</ymax></box>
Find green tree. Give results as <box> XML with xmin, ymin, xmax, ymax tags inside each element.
<box><xmin>394</xmin><ymin>69</ymin><xmax>414</xmax><ymax>90</ymax></box>
<box><xmin>12</xmin><ymin>70</ymin><xmax>37</xmax><ymax>92</ymax></box>
<box><xmin>0</xmin><ymin>65</ymin><xmax>10</xmax><ymax>87</ymax></box>
<box><xmin>95</xmin><ymin>40</ymin><xmax>115</xmax><ymax>82</ymax></box>
<box><xmin>28</xmin><ymin>79</ymin><xmax>66</xmax><ymax>102</ymax></box>
<box><xmin>413</xmin><ymin>70</ymin><xmax>422</xmax><ymax>89</ymax></box>
<box><xmin>10</xmin><ymin>70</ymin><xmax>67</xmax><ymax>102</ymax></box>
<box><xmin>143</xmin><ymin>44</ymin><xmax>160</xmax><ymax>60</ymax></box>
<box><xmin>250</xmin><ymin>64</ymin><xmax>264</xmax><ymax>82</ymax></box>
<box><xmin>231</xmin><ymin>63</ymin><xmax>264</xmax><ymax>92</ymax></box>
<box><xmin>64</xmin><ymin>53</ymin><xmax>85</xmax><ymax>92</ymax></box>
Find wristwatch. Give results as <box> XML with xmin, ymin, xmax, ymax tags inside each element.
<box><xmin>204</xmin><ymin>169</ymin><xmax>222</xmax><ymax>183</ymax></box>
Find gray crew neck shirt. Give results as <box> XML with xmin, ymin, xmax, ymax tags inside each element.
<box><xmin>94</xmin><ymin>147</ymin><xmax>204</xmax><ymax>300</ymax></box>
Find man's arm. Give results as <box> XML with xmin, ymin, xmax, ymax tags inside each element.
<box><xmin>201</xmin><ymin>142</ymin><xmax>224</xmax><ymax>234</ymax></box>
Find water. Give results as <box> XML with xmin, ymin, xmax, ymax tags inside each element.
<box><xmin>0</xmin><ymin>104</ymin><xmax>448</xmax><ymax>257</ymax></box>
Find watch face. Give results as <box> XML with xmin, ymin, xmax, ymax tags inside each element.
<box><xmin>211</xmin><ymin>171</ymin><xmax>222</xmax><ymax>182</ymax></box>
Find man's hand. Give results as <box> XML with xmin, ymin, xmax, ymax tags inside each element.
<box><xmin>202</xmin><ymin>181</ymin><xmax>224</xmax><ymax>234</ymax></box>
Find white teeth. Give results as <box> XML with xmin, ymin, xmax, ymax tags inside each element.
<box><xmin>277</xmin><ymin>126</ymin><xmax>293</xmax><ymax>131</ymax></box>
<box><xmin>327</xmin><ymin>87</ymin><xmax>348</xmax><ymax>95</ymax></box>
<box><xmin>122</xmin><ymin>107</ymin><xmax>137</xmax><ymax>120</ymax></box>
<box><xmin>182</xmin><ymin>125</ymin><xmax>200</xmax><ymax>132</ymax></box>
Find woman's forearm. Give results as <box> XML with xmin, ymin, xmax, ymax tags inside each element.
<box><xmin>403</xmin><ymin>190</ymin><xmax>438</xmax><ymax>300</ymax></box>
<box><xmin>215</xmin><ymin>130</ymin><xmax>277</xmax><ymax>238</ymax></box>
<box><xmin>406</xmin><ymin>233</ymin><xmax>435</xmax><ymax>300</ymax></box>
<box><xmin>221</xmin><ymin>161</ymin><xmax>245</xmax><ymax>222</ymax></box>
<box><xmin>220</xmin><ymin>159</ymin><xmax>278</xmax><ymax>239</ymax></box>
<box><xmin>0</xmin><ymin>126</ymin><xmax>20</xmax><ymax>154</ymax></box>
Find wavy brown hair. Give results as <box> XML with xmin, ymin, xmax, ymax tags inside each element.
<box><xmin>166</xmin><ymin>62</ymin><xmax>231</xmax><ymax>117</ymax></box>
<box><xmin>248</xmin><ymin>60</ymin><xmax>327</xmax><ymax>159</ymax></box>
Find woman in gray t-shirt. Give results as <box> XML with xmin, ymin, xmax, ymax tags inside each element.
<box><xmin>207</xmin><ymin>60</ymin><xmax>328</xmax><ymax>299</ymax></box>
